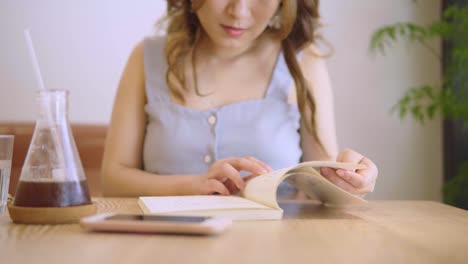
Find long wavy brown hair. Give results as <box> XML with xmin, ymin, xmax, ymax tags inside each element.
<box><xmin>164</xmin><ymin>0</ymin><xmax>325</xmax><ymax>152</ymax></box>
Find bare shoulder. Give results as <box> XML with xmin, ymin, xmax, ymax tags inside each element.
<box><xmin>127</xmin><ymin>36</ymin><xmax>167</xmax><ymax>79</ymax></box>
<box><xmin>288</xmin><ymin>43</ymin><xmax>330</xmax><ymax>104</ymax></box>
<box><xmin>115</xmin><ymin>39</ymin><xmax>146</xmax><ymax>101</ymax></box>
<box><xmin>299</xmin><ymin>43</ymin><xmax>328</xmax><ymax>74</ymax></box>
<box><xmin>118</xmin><ymin>40</ymin><xmax>146</xmax><ymax>88</ymax></box>
<box><xmin>128</xmin><ymin>40</ymin><xmax>144</xmax><ymax>68</ymax></box>
<box><xmin>134</xmin><ymin>40</ymin><xmax>144</xmax><ymax>56</ymax></box>
<box><xmin>290</xmin><ymin>43</ymin><xmax>333</xmax><ymax>102</ymax></box>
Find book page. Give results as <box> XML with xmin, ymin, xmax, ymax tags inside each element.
<box><xmin>241</xmin><ymin>168</ymin><xmax>290</xmax><ymax>209</ymax></box>
<box><xmin>139</xmin><ymin>195</ymin><xmax>272</xmax><ymax>214</ymax></box>
<box><xmin>292</xmin><ymin>160</ymin><xmax>366</xmax><ymax>171</ymax></box>
<box><xmin>241</xmin><ymin>161</ymin><xmax>367</xmax><ymax>208</ymax></box>
<box><xmin>285</xmin><ymin>167</ymin><xmax>367</xmax><ymax>206</ymax></box>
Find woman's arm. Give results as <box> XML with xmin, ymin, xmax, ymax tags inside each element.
<box><xmin>296</xmin><ymin>44</ymin><xmax>378</xmax><ymax>196</ymax></box>
<box><xmin>101</xmin><ymin>41</ymin><xmax>191</xmax><ymax>197</ymax></box>
<box><xmin>101</xmin><ymin>42</ymin><xmax>269</xmax><ymax>197</ymax></box>
<box><xmin>294</xmin><ymin>44</ymin><xmax>339</xmax><ymax>161</ymax></box>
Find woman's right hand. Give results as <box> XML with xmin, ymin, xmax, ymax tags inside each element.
<box><xmin>193</xmin><ymin>157</ymin><xmax>272</xmax><ymax>196</ymax></box>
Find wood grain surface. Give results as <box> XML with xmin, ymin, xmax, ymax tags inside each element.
<box><xmin>1</xmin><ymin>198</ymin><xmax>467</xmax><ymax>264</ymax></box>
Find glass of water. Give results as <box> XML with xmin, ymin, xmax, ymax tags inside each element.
<box><xmin>0</xmin><ymin>135</ymin><xmax>14</xmax><ymax>213</ymax></box>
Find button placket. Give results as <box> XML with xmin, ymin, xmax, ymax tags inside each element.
<box><xmin>205</xmin><ymin>112</ymin><xmax>217</xmax><ymax>166</ymax></box>
<box><xmin>204</xmin><ymin>155</ymin><xmax>212</xmax><ymax>164</ymax></box>
<box><xmin>207</xmin><ymin>115</ymin><xmax>217</xmax><ymax>126</ymax></box>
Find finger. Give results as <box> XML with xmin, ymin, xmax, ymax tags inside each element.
<box><xmin>321</xmin><ymin>167</ymin><xmax>357</xmax><ymax>193</ymax></box>
<box><xmin>225</xmin><ymin>157</ymin><xmax>268</xmax><ymax>175</ymax></box>
<box><xmin>246</xmin><ymin>157</ymin><xmax>273</xmax><ymax>172</ymax></box>
<box><xmin>320</xmin><ymin>167</ymin><xmax>335</xmax><ymax>177</ymax></box>
<box><xmin>243</xmin><ymin>173</ymin><xmax>261</xmax><ymax>182</ymax></box>
<box><xmin>220</xmin><ymin>162</ymin><xmax>246</xmax><ymax>189</ymax></box>
<box><xmin>223</xmin><ymin>179</ymin><xmax>241</xmax><ymax>194</ymax></box>
<box><xmin>206</xmin><ymin>179</ymin><xmax>230</xmax><ymax>196</ymax></box>
<box><xmin>357</xmin><ymin>157</ymin><xmax>379</xmax><ymax>185</ymax></box>
<box><xmin>335</xmin><ymin>169</ymin><xmax>367</xmax><ymax>189</ymax></box>
<box><xmin>322</xmin><ymin>168</ymin><xmax>371</xmax><ymax>195</ymax></box>
<box><xmin>337</xmin><ymin>149</ymin><xmax>364</xmax><ymax>168</ymax></box>
<box><xmin>351</xmin><ymin>184</ymin><xmax>374</xmax><ymax>195</ymax></box>
<box><xmin>242</xmin><ymin>173</ymin><xmax>264</xmax><ymax>185</ymax></box>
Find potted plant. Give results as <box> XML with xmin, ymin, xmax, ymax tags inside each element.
<box><xmin>369</xmin><ymin>2</ymin><xmax>468</xmax><ymax>209</ymax></box>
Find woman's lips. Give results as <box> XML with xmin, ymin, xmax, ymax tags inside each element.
<box><xmin>222</xmin><ymin>25</ymin><xmax>246</xmax><ymax>38</ymax></box>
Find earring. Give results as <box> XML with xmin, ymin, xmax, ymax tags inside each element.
<box><xmin>268</xmin><ymin>13</ymin><xmax>281</xmax><ymax>29</ymax></box>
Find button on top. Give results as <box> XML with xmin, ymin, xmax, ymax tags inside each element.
<box><xmin>204</xmin><ymin>155</ymin><xmax>212</xmax><ymax>164</ymax></box>
<box><xmin>207</xmin><ymin>115</ymin><xmax>217</xmax><ymax>125</ymax></box>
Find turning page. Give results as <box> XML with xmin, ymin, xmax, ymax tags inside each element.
<box><xmin>286</xmin><ymin>167</ymin><xmax>367</xmax><ymax>207</ymax></box>
<box><xmin>241</xmin><ymin>161</ymin><xmax>367</xmax><ymax>208</ymax></box>
<box><xmin>241</xmin><ymin>168</ymin><xmax>290</xmax><ymax>209</ymax></box>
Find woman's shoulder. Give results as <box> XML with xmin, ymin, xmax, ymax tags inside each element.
<box><xmin>298</xmin><ymin>43</ymin><xmax>333</xmax><ymax>99</ymax></box>
<box><xmin>126</xmin><ymin>35</ymin><xmax>166</xmax><ymax>70</ymax></box>
<box><xmin>299</xmin><ymin>43</ymin><xmax>327</xmax><ymax>68</ymax></box>
<box><xmin>297</xmin><ymin>43</ymin><xmax>331</xmax><ymax>83</ymax></box>
<box><xmin>132</xmin><ymin>40</ymin><xmax>144</xmax><ymax>58</ymax></box>
<box><xmin>123</xmin><ymin>40</ymin><xmax>144</xmax><ymax>72</ymax></box>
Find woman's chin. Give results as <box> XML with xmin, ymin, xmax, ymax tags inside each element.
<box><xmin>212</xmin><ymin>37</ymin><xmax>256</xmax><ymax>52</ymax></box>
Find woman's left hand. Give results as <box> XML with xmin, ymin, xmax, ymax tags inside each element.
<box><xmin>320</xmin><ymin>149</ymin><xmax>378</xmax><ymax>197</ymax></box>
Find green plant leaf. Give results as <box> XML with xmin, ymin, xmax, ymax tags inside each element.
<box><xmin>371</xmin><ymin>3</ymin><xmax>468</xmax><ymax>209</ymax></box>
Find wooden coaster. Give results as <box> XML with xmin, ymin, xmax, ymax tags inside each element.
<box><xmin>7</xmin><ymin>203</ymin><xmax>97</xmax><ymax>225</ymax></box>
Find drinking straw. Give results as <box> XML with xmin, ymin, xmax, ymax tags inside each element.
<box><xmin>24</xmin><ymin>30</ymin><xmax>46</xmax><ymax>91</ymax></box>
<box><xmin>24</xmin><ymin>29</ymin><xmax>66</xmax><ymax>179</ymax></box>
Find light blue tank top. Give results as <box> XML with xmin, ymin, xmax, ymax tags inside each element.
<box><xmin>142</xmin><ymin>36</ymin><xmax>302</xmax><ymax>187</ymax></box>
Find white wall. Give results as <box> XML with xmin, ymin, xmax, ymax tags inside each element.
<box><xmin>0</xmin><ymin>0</ymin><xmax>442</xmax><ymax>201</ymax></box>
<box><xmin>321</xmin><ymin>0</ymin><xmax>442</xmax><ymax>201</ymax></box>
<box><xmin>0</xmin><ymin>0</ymin><xmax>166</xmax><ymax>123</ymax></box>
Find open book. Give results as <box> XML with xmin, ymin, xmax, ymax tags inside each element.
<box><xmin>138</xmin><ymin>161</ymin><xmax>367</xmax><ymax>220</ymax></box>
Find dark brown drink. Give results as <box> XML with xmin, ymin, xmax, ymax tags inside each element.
<box><xmin>13</xmin><ymin>180</ymin><xmax>91</xmax><ymax>207</ymax></box>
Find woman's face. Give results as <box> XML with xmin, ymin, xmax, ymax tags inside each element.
<box><xmin>195</xmin><ymin>0</ymin><xmax>281</xmax><ymax>50</ymax></box>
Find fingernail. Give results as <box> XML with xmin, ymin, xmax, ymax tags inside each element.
<box><xmin>336</xmin><ymin>170</ymin><xmax>345</xmax><ymax>177</ymax></box>
<box><xmin>261</xmin><ymin>164</ymin><xmax>273</xmax><ymax>172</ymax></box>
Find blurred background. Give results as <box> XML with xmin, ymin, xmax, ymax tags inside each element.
<box><xmin>0</xmin><ymin>0</ymin><xmax>444</xmax><ymax>201</ymax></box>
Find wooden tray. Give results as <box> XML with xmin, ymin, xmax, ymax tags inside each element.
<box><xmin>8</xmin><ymin>203</ymin><xmax>97</xmax><ymax>225</ymax></box>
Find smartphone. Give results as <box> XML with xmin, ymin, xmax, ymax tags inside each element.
<box><xmin>80</xmin><ymin>213</ymin><xmax>232</xmax><ymax>235</ymax></box>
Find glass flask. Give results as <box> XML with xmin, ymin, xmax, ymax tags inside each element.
<box><xmin>13</xmin><ymin>90</ymin><xmax>92</xmax><ymax>208</ymax></box>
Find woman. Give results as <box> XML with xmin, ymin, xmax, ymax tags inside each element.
<box><xmin>101</xmin><ymin>0</ymin><xmax>378</xmax><ymax>197</ymax></box>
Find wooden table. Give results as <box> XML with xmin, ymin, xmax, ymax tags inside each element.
<box><xmin>1</xmin><ymin>198</ymin><xmax>467</xmax><ymax>264</ymax></box>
